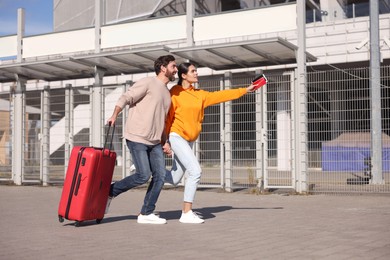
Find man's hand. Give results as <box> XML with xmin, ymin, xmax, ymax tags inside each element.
<box><xmin>107</xmin><ymin>116</ymin><xmax>116</xmax><ymax>126</ymax></box>
<box><xmin>107</xmin><ymin>106</ymin><xmax>122</xmax><ymax>126</ymax></box>
<box><xmin>163</xmin><ymin>142</ymin><xmax>173</xmax><ymax>157</ymax></box>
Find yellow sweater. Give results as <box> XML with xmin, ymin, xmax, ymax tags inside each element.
<box><xmin>165</xmin><ymin>85</ymin><xmax>247</xmax><ymax>142</ymax></box>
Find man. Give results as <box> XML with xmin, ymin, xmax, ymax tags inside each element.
<box><xmin>105</xmin><ymin>55</ymin><xmax>177</xmax><ymax>224</ymax></box>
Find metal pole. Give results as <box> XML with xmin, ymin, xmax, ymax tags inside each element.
<box><xmin>91</xmin><ymin>67</ymin><xmax>105</xmax><ymax>147</ymax></box>
<box><xmin>12</xmin><ymin>75</ymin><xmax>26</xmax><ymax>185</ymax></box>
<box><xmin>122</xmin><ymin>80</ymin><xmax>132</xmax><ymax>178</ymax></box>
<box><xmin>369</xmin><ymin>0</ymin><xmax>384</xmax><ymax>184</ymax></box>
<box><xmin>13</xmin><ymin>8</ymin><xmax>25</xmax><ymax>183</ymax></box>
<box><xmin>220</xmin><ymin>77</ymin><xmax>225</xmax><ymax>189</ymax></box>
<box><xmin>295</xmin><ymin>0</ymin><xmax>308</xmax><ymax>193</ymax></box>
<box><xmin>224</xmin><ymin>72</ymin><xmax>233</xmax><ymax>192</ymax></box>
<box><xmin>186</xmin><ymin>0</ymin><xmax>194</xmax><ymax>46</ymax></box>
<box><xmin>64</xmin><ymin>84</ymin><xmax>73</xmax><ymax>176</ymax></box>
<box><xmin>254</xmin><ymin>69</ymin><xmax>264</xmax><ymax>191</ymax></box>
<box><xmin>17</xmin><ymin>8</ymin><xmax>24</xmax><ymax>63</ymax></box>
<box><xmin>41</xmin><ymin>85</ymin><xmax>50</xmax><ymax>186</ymax></box>
<box><xmin>95</xmin><ymin>0</ymin><xmax>103</xmax><ymax>53</ymax></box>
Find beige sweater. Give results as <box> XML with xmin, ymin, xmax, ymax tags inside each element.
<box><xmin>116</xmin><ymin>76</ymin><xmax>171</xmax><ymax>145</ymax></box>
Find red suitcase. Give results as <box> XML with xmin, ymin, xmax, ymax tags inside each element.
<box><xmin>58</xmin><ymin>125</ymin><xmax>116</xmax><ymax>226</ymax></box>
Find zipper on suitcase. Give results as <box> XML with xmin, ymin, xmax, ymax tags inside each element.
<box><xmin>74</xmin><ymin>174</ymin><xmax>82</xmax><ymax>196</ymax></box>
<box><xmin>65</xmin><ymin>147</ymin><xmax>86</xmax><ymax>219</ymax></box>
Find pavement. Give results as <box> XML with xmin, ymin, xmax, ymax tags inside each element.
<box><xmin>0</xmin><ymin>185</ymin><xmax>389</xmax><ymax>260</ymax></box>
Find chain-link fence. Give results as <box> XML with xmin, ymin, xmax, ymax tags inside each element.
<box><xmin>1</xmin><ymin>66</ymin><xmax>389</xmax><ymax>194</ymax></box>
<box><xmin>307</xmin><ymin>66</ymin><xmax>390</xmax><ymax>194</ymax></box>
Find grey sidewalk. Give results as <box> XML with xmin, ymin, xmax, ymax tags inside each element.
<box><xmin>0</xmin><ymin>185</ymin><xmax>389</xmax><ymax>260</ymax></box>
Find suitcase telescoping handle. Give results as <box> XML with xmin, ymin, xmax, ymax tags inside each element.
<box><xmin>103</xmin><ymin>122</ymin><xmax>115</xmax><ymax>156</ymax></box>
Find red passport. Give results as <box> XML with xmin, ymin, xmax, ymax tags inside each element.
<box><xmin>252</xmin><ymin>74</ymin><xmax>268</xmax><ymax>90</ymax></box>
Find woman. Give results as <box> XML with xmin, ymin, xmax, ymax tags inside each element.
<box><xmin>165</xmin><ymin>62</ymin><xmax>257</xmax><ymax>224</ymax></box>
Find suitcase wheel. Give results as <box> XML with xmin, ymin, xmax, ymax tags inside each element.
<box><xmin>58</xmin><ymin>215</ymin><xmax>64</xmax><ymax>223</ymax></box>
<box><xmin>96</xmin><ymin>218</ymin><xmax>102</xmax><ymax>224</ymax></box>
<box><xmin>75</xmin><ymin>221</ymin><xmax>81</xmax><ymax>227</ymax></box>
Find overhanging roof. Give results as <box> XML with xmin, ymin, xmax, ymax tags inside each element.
<box><xmin>0</xmin><ymin>47</ymin><xmax>185</xmax><ymax>83</ymax></box>
<box><xmin>171</xmin><ymin>37</ymin><xmax>317</xmax><ymax>70</ymax></box>
<box><xmin>0</xmin><ymin>37</ymin><xmax>316</xmax><ymax>83</ymax></box>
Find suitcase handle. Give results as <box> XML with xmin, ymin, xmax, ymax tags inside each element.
<box><xmin>103</xmin><ymin>122</ymin><xmax>115</xmax><ymax>155</ymax></box>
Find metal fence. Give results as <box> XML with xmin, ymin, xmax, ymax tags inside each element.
<box><xmin>306</xmin><ymin>66</ymin><xmax>390</xmax><ymax>194</ymax></box>
<box><xmin>0</xmin><ymin>65</ymin><xmax>389</xmax><ymax>194</ymax></box>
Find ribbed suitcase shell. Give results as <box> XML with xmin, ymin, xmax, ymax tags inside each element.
<box><xmin>58</xmin><ymin>146</ymin><xmax>116</xmax><ymax>226</ymax></box>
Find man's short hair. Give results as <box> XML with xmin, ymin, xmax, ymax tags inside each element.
<box><xmin>154</xmin><ymin>55</ymin><xmax>176</xmax><ymax>75</ymax></box>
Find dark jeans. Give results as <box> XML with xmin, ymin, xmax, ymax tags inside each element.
<box><xmin>110</xmin><ymin>140</ymin><xmax>166</xmax><ymax>215</ymax></box>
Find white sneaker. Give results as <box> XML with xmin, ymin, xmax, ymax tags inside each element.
<box><xmin>105</xmin><ymin>196</ymin><xmax>113</xmax><ymax>214</ymax></box>
<box><xmin>137</xmin><ymin>213</ymin><xmax>167</xmax><ymax>224</ymax></box>
<box><xmin>130</xmin><ymin>164</ymin><xmax>136</xmax><ymax>172</ymax></box>
<box><xmin>179</xmin><ymin>210</ymin><xmax>204</xmax><ymax>224</ymax></box>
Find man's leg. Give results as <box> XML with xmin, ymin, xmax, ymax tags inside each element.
<box><xmin>110</xmin><ymin>140</ymin><xmax>152</xmax><ymax>197</ymax></box>
<box><xmin>140</xmin><ymin>143</ymin><xmax>166</xmax><ymax>215</ymax></box>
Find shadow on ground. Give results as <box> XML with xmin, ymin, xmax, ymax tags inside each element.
<box><xmin>60</xmin><ymin>205</ymin><xmax>283</xmax><ymax>227</ymax></box>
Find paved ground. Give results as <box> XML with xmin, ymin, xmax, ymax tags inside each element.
<box><xmin>0</xmin><ymin>185</ymin><xmax>389</xmax><ymax>260</ymax></box>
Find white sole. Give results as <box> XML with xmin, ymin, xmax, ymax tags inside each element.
<box><xmin>137</xmin><ymin>221</ymin><xmax>167</xmax><ymax>224</ymax></box>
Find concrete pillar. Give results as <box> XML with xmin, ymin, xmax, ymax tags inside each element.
<box><xmin>223</xmin><ymin>72</ymin><xmax>233</xmax><ymax>192</ymax></box>
<box><xmin>369</xmin><ymin>0</ymin><xmax>384</xmax><ymax>184</ymax></box>
<box><xmin>12</xmin><ymin>75</ymin><xmax>26</xmax><ymax>185</ymax></box>
<box><xmin>95</xmin><ymin>0</ymin><xmax>103</xmax><ymax>53</ymax></box>
<box><xmin>41</xmin><ymin>85</ymin><xmax>50</xmax><ymax>186</ymax></box>
<box><xmin>295</xmin><ymin>0</ymin><xmax>308</xmax><ymax>193</ymax></box>
<box><xmin>122</xmin><ymin>81</ymin><xmax>132</xmax><ymax>178</ymax></box>
<box><xmin>186</xmin><ymin>0</ymin><xmax>194</xmax><ymax>46</ymax></box>
<box><xmin>64</xmin><ymin>84</ymin><xmax>73</xmax><ymax>175</ymax></box>
<box><xmin>254</xmin><ymin>69</ymin><xmax>265</xmax><ymax>190</ymax></box>
<box><xmin>91</xmin><ymin>66</ymin><xmax>105</xmax><ymax>147</ymax></box>
<box><xmin>17</xmin><ymin>8</ymin><xmax>25</xmax><ymax>63</ymax></box>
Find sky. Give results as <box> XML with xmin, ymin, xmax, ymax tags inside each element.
<box><xmin>0</xmin><ymin>0</ymin><xmax>53</xmax><ymax>36</ymax></box>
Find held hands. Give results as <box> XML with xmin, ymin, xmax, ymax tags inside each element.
<box><xmin>163</xmin><ymin>142</ymin><xmax>173</xmax><ymax>157</ymax></box>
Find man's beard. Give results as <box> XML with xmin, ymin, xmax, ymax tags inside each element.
<box><xmin>166</xmin><ymin>71</ymin><xmax>176</xmax><ymax>82</ymax></box>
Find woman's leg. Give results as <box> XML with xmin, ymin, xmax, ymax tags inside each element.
<box><xmin>165</xmin><ymin>154</ymin><xmax>185</xmax><ymax>185</ymax></box>
<box><xmin>165</xmin><ymin>133</ymin><xmax>186</xmax><ymax>185</ymax></box>
<box><xmin>168</xmin><ymin>133</ymin><xmax>201</xmax><ymax>211</ymax></box>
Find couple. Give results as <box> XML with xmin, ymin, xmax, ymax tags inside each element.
<box><xmin>106</xmin><ymin>55</ymin><xmax>257</xmax><ymax>224</ymax></box>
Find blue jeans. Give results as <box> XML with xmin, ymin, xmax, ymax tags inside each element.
<box><xmin>165</xmin><ymin>133</ymin><xmax>202</xmax><ymax>203</ymax></box>
<box><xmin>110</xmin><ymin>140</ymin><xmax>166</xmax><ymax>215</ymax></box>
